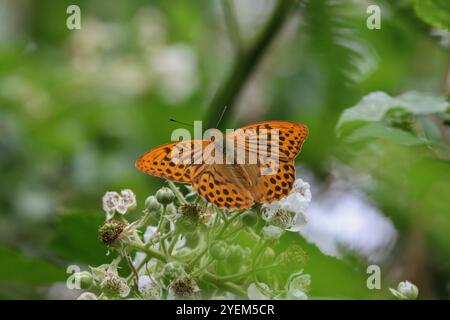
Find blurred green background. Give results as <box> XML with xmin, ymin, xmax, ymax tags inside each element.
<box><xmin>0</xmin><ymin>0</ymin><xmax>449</xmax><ymax>299</ymax></box>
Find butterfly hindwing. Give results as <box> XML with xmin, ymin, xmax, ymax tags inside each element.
<box><xmin>192</xmin><ymin>165</ymin><xmax>254</xmax><ymax>210</ymax></box>
<box><xmin>255</xmin><ymin>161</ymin><xmax>296</xmax><ymax>204</ymax></box>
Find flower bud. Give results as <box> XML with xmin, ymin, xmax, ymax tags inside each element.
<box><xmin>240</xmin><ymin>209</ymin><xmax>259</xmax><ymax>227</ymax></box>
<box><xmin>68</xmin><ymin>271</ymin><xmax>93</xmax><ymax>290</ymax></box>
<box><xmin>390</xmin><ymin>280</ymin><xmax>419</xmax><ymax>300</ymax></box>
<box><xmin>164</xmin><ymin>203</ymin><xmax>178</xmax><ymax>220</ymax></box>
<box><xmin>169</xmin><ymin>276</ymin><xmax>200</xmax><ymax>298</ymax></box>
<box><xmin>98</xmin><ymin>220</ymin><xmax>126</xmax><ymax>246</ymax></box>
<box><xmin>209</xmin><ymin>240</ymin><xmax>229</xmax><ymax>260</ymax></box>
<box><xmin>156</xmin><ymin>187</ymin><xmax>175</xmax><ymax>205</ymax></box>
<box><xmin>145</xmin><ymin>195</ymin><xmax>163</xmax><ymax>212</ymax></box>
<box><xmin>228</xmin><ymin>245</ymin><xmax>249</xmax><ymax>264</ymax></box>
<box><xmin>161</xmin><ymin>262</ymin><xmax>186</xmax><ymax>284</ymax></box>
<box><xmin>77</xmin><ymin>292</ymin><xmax>98</xmax><ymax>300</ymax></box>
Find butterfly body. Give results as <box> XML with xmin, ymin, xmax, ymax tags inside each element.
<box><xmin>136</xmin><ymin>121</ymin><xmax>308</xmax><ymax>210</ymax></box>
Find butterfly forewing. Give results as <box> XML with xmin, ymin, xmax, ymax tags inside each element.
<box><xmin>135</xmin><ymin>140</ymin><xmax>210</xmax><ymax>183</ymax></box>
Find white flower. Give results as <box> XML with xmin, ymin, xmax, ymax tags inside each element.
<box><xmin>147</xmin><ymin>44</ymin><xmax>198</xmax><ymax>103</ymax></box>
<box><xmin>248</xmin><ymin>282</ymin><xmax>271</xmax><ymax>300</ymax></box>
<box><xmin>120</xmin><ymin>189</ymin><xmax>137</xmax><ymax>208</ymax></box>
<box><xmin>286</xmin><ymin>289</ymin><xmax>308</xmax><ymax>300</ymax></box>
<box><xmin>138</xmin><ymin>275</ymin><xmax>162</xmax><ymax>299</ymax></box>
<box><xmin>90</xmin><ymin>259</ymin><xmax>130</xmax><ymax>298</ymax></box>
<box><xmin>77</xmin><ymin>292</ymin><xmax>98</xmax><ymax>300</ymax></box>
<box><xmin>102</xmin><ymin>191</ymin><xmax>121</xmax><ymax>220</ymax></box>
<box><xmin>287</xmin><ymin>271</ymin><xmax>311</xmax><ymax>293</ymax></box>
<box><xmin>390</xmin><ymin>280</ymin><xmax>419</xmax><ymax>300</ymax></box>
<box><xmin>262</xmin><ymin>178</ymin><xmax>311</xmax><ymax>231</ymax></box>
<box><xmin>102</xmin><ymin>189</ymin><xmax>137</xmax><ymax>220</ymax></box>
<box><xmin>262</xmin><ymin>225</ymin><xmax>284</xmax><ymax>240</ymax></box>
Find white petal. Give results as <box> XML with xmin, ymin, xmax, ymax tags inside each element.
<box><xmin>247</xmin><ymin>283</ymin><xmax>270</xmax><ymax>300</ymax></box>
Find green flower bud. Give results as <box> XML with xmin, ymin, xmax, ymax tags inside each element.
<box><xmin>164</xmin><ymin>203</ymin><xmax>178</xmax><ymax>220</ymax></box>
<box><xmin>240</xmin><ymin>209</ymin><xmax>259</xmax><ymax>227</ymax></box>
<box><xmin>228</xmin><ymin>245</ymin><xmax>248</xmax><ymax>264</ymax></box>
<box><xmin>209</xmin><ymin>240</ymin><xmax>229</xmax><ymax>260</ymax></box>
<box><xmin>145</xmin><ymin>195</ymin><xmax>163</xmax><ymax>212</ymax></box>
<box><xmin>69</xmin><ymin>271</ymin><xmax>93</xmax><ymax>290</ymax></box>
<box><xmin>156</xmin><ymin>187</ymin><xmax>175</xmax><ymax>205</ymax></box>
<box><xmin>98</xmin><ymin>220</ymin><xmax>126</xmax><ymax>246</ymax></box>
<box><xmin>161</xmin><ymin>262</ymin><xmax>186</xmax><ymax>284</ymax></box>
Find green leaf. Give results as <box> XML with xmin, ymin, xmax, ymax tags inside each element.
<box><xmin>337</xmin><ymin>91</ymin><xmax>449</xmax><ymax>130</ymax></box>
<box><xmin>0</xmin><ymin>246</ymin><xmax>65</xmax><ymax>285</ymax></box>
<box><xmin>47</xmin><ymin>211</ymin><xmax>111</xmax><ymax>265</ymax></box>
<box><xmin>343</xmin><ymin>123</ymin><xmax>427</xmax><ymax>146</ymax></box>
<box><xmin>414</xmin><ymin>0</ymin><xmax>450</xmax><ymax>31</ymax></box>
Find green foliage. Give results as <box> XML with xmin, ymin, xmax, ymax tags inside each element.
<box><xmin>47</xmin><ymin>211</ymin><xmax>111</xmax><ymax>265</ymax></box>
<box><xmin>0</xmin><ymin>246</ymin><xmax>65</xmax><ymax>285</ymax></box>
<box><xmin>414</xmin><ymin>0</ymin><xmax>450</xmax><ymax>31</ymax></box>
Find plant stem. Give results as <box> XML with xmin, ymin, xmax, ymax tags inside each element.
<box><xmin>205</xmin><ymin>0</ymin><xmax>296</xmax><ymax>129</ymax></box>
<box><xmin>167</xmin><ymin>181</ymin><xmax>188</xmax><ymax>205</ymax></box>
<box><xmin>130</xmin><ymin>241</ymin><xmax>167</xmax><ymax>263</ymax></box>
<box><xmin>221</xmin><ymin>0</ymin><xmax>242</xmax><ymax>52</ymax></box>
<box><xmin>202</xmin><ymin>271</ymin><xmax>247</xmax><ymax>297</ymax></box>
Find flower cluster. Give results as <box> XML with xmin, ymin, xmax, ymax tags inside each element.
<box><xmin>74</xmin><ymin>179</ymin><xmax>313</xmax><ymax>300</ymax></box>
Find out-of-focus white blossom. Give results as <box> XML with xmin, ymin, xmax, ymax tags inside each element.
<box><xmin>390</xmin><ymin>280</ymin><xmax>419</xmax><ymax>300</ymax></box>
<box><xmin>247</xmin><ymin>282</ymin><xmax>271</xmax><ymax>300</ymax></box>
<box><xmin>102</xmin><ymin>189</ymin><xmax>136</xmax><ymax>220</ymax></box>
<box><xmin>299</xmin><ymin>186</ymin><xmax>397</xmax><ymax>262</ymax></box>
<box><xmin>147</xmin><ymin>44</ymin><xmax>198</xmax><ymax>103</ymax></box>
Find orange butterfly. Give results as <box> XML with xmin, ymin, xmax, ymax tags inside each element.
<box><xmin>135</xmin><ymin>121</ymin><xmax>308</xmax><ymax>210</ymax></box>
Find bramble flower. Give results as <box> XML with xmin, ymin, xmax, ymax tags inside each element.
<box><xmin>138</xmin><ymin>275</ymin><xmax>162</xmax><ymax>299</ymax></box>
<box><xmin>102</xmin><ymin>189</ymin><xmax>137</xmax><ymax>220</ymax></box>
<box><xmin>248</xmin><ymin>282</ymin><xmax>271</xmax><ymax>300</ymax></box>
<box><xmin>77</xmin><ymin>292</ymin><xmax>98</xmax><ymax>300</ymax></box>
<box><xmin>168</xmin><ymin>275</ymin><xmax>200</xmax><ymax>299</ymax></box>
<box><xmin>262</xmin><ymin>178</ymin><xmax>311</xmax><ymax>231</ymax></box>
<box><xmin>389</xmin><ymin>280</ymin><xmax>419</xmax><ymax>300</ymax></box>
<box><xmin>91</xmin><ymin>176</ymin><xmax>313</xmax><ymax>300</ymax></box>
<box><xmin>90</xmin><ymin>259</ymin><xmax>130</xmax><ymax>298</ymax></box>
<box><xmin>100</xmin><ymin>273</ymin><xmax>130</xmax><ymax>298</ymax></box>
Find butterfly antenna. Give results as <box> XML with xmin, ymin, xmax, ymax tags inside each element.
<box><xmin>215</xmin><ymin>105</ymin><xmax>228</xmax><ymax>128</ymax></box>
<box><xmin>169</xmin><ymin>118</ymin><xmax>194</xmax><ymax>127</ymax></box>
